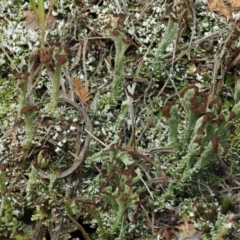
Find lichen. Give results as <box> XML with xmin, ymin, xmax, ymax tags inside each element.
<box><xmin>0</xmin><ymin>0</ymin><xmax>240</xmax><ymax>239</ymax></box>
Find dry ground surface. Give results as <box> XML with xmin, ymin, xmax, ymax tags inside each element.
<box><xmin>1</xmin><ymin>0</ymin><xmax>240</xmax><ymax>239</ymax></box>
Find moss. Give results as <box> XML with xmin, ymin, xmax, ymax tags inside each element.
<box><xmin>0</xmin><ymin>78</ymin><xmax>17</xmax><ymax>130</ymax></box>
<box><xmin>1</xmin><ymin>0</ymin><xmax>240</xmax><ymax>239</ymax></box>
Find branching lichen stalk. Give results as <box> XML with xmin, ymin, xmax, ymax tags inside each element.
<box><xmin>18</xmin><ymin>80</ymin><xmax>35</xmax><ymax>149</ymax></box>
<box><xmin>110</xmin><ymin>33</ymin><xmax>130</xmax><ymax>106</ymax></box>
<box><xmin>160</xmin><ymin>86</ymin><xmax>240</xmax><ymax>206</ymax></box>
<box><xmin>153</xmin><ymin>19</ymin><xmax>178</xmax><ymax>77</ymax></box>
<box><xmin>47</xmin><ymin>63</ymin><xmax>62</xmax><ymax>114</ymax></box>
<box><xmin>19</xmin><ymin>81</ymin><xmax>28</xmax><ymax>116</ymax></box>
<box><xmin>0</xmin><ymin>170</ymin><xmax>6</xmax><ymax>217</ymax></box>
<box><xmin>22</xmin><ymin>111</ymin><xmax>35</xmax><ymax>149</ymax></box>
<box><xmin>26</xmin><ymin>165</ymin><xmax>38</xmax><ymax>201</ymax></box>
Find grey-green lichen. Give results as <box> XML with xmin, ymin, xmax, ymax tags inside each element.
<box><xmin>0</xmin><ymin>77</ymin><xmax>17</xmax><ymax>132</ymax></box>
<box><xmin>1</xmin><ymin>0</ymin><xmax>240</xmax><ymax>239</ymax></box>
<box><xmin>46</xmin><ymin>63</ymin><xmax>63</xmax><ymax>114</ymax></box>
<box><xmin>105</xmin><ymin>14</ymin><xmax>131</xmax><ymax>109</ymax></box>
<box><xmin>160</xmin><ymin>85</ymin><xmax>240</xmax><ymax>207</ymax></box>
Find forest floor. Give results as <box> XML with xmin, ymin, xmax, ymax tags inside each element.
<box><xmin>0</xmin><ymin>0</ymin><xmax>240</xmax><ymax>239</ymax></box>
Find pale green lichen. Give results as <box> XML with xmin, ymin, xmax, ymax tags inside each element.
<box><xmin>152</xmin><ymin>19</ymin><xmax>178</xmax><ymax>78</ymax></box>
<box><xmin>105</xmin><ymin>15</ymin><xmax>131</xmax><ymax>109</ymax></box>
<box><xmin>17</xmin><ymin>79</ymin><xmax>35</xmax><ymax>149</ymax></box>
<box><xmin>46</xmin><ymin>63</ymin><xmax>62</xmax><ymax>114</ymax></box>
<box><xmin>26</xmin><ymin>164</ymin><xmax>38</xmax><ymax>201</ymax></box>
<box><xmin>160</xmin><ymin>86</ymin><xmax>240</xmax><ymax>207</ymax></box>
<box><xmin>0</xmin><ymin>78</ymin><xmax>17</xmax><ymax>131</ymax></box>
<box><xmin>21</xmin><ymin>111</ymin><xmax>35</xmax><ymax>149</ymax></box>
<box><xmin>1</xmin><ymin>0</ymin><xmax>240</xmax><ymax>239</ymax></box>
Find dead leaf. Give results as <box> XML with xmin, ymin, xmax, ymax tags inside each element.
<box><xmin>227</xmin><ymin>0</ymin><xmax>240</xmax><ymax>10</ymax></box>
<box><xmin>71</xmin><ymin>77</ymin><xmax>91</xmax><ymax>104</ymax></box>
<box><xmin>207</xmin><ymin>0</ymin><xmax>240</xmax><ymax>19</ymax></box>
<box><xmin>162</xmin><ymin>229</ymin><xmax>172</xmax><ymax>240</ymax></box>
<box><xmin>160</xmin><ymin>168</ymin><xmax>168</xmax><ymax>188</ymax></box>
<box><xmin>23</xmin><ymin>10</ymin><xmax>57</xmax><ymax>30</ymax></box>
<box><xmin>175</xmin><ymin>222</ymin><xmax>195</xmax><ymax>234</ymax></box>
<box><xmin>208</xmin><ymin>0</ymin><xmax>232</xmax><ymax>18</ymax></box>
<box><xmin>179</xmin><ymin>231</ymin><xmax>203</xmax><ymax>240</ymax></box>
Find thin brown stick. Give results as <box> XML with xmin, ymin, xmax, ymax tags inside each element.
<box><xmin>85</xmin><ymin>128</ymin><xmax>107</xmax><ymax>147</ymax></box>
<box><xmin>0</xmin><ymin>45</ymin><xmax>20</xmax><ymax>72</ymax></box>
<box><xmin>66</xmin><ymin>213</ymin><xmax>91</xmax><ymax>240</ymax></box>
<box><xmin>120</xmin><ymin>146</ymin><xmax>155</xmax><ymax>166</ymax></box>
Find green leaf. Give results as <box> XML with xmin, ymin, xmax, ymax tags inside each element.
<box><xmin>37</xmin><ymin>0</ymin><xmax>45</xmax><ymax>24</ymax></box>
<box><xmin>29</xmin><ymin>0</ymin><xmax>39</xmax><ymax>18</ymax></box>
